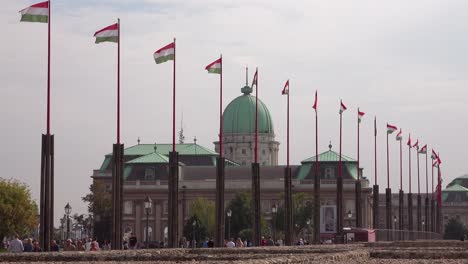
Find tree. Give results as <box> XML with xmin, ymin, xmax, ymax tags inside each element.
<box><xmin>444</xmin><ymin>217</ymin><xmax>467</xmax><ymax>240</ymax></box>
<box><xmin>225</xmin><ymin>192</ymin><xmax>268</xmax><ymax>240</ymax></box>
<box><xmin>274</xmin><ymin>192</ymin><xmax>314</xmax><ymax>239</ymax></box>
<box><xmin>182</xmin><ymin>215</ymin><xmax>207</xmax><ymax>244</ymax></box>
<box><xmin>0</xmin><ymin>178</ymin><xmax>38</xmax><ymax>240</ymax></box>
<box><xmin>188</xmin><ymin>197</ymin><xmax>215</xmax><ymax>238</ymax></box>
<box><xmin>82</xmin><ymin>181</ymin><xmax>111</xmax><ymax>241</ymax></box>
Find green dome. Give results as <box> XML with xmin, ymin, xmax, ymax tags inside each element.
<box><xmin>222</xmin><ymin>85</ymin><xmax>274</xmax><ymax>134</ymax></box>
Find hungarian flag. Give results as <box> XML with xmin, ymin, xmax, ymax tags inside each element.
<box><xmin>312</xmin><ymin>91</ymin><xmax>317</xmax><ymax>111</ymax></box>
<box><xmin>407</xmin><ymin>134</ymin><xmax>412</xmax><ymax>147</ymax></box>
<box><xmin>396</xmin><ymin>129</ymin><xmax>403</xmax><ymax>141</ymax></box>
<box><xmin>251</xmin><ymin>68</ymin><xmax>258</xmax><ymax>88</ymax></box>
<box><xmin>154</xmin><ymin>42</ymin><xmax>175</xmax><ymax>64</ymax></box>
<box><xmin>205</xmin><ymin>57</ymin><xmax>221</xmax><ymax>74</ymax></box>
<box><xmin>282</xmin><ymin>80</ymin><xmax>289</xmax><ymax>95</ymax></box>
<box><xmin>94</xmin><ymin>23</ymin><xmax>118</xmax><ymax>44</ymax></box>
<box><xmin>339</xmin><ymin>100</ymin><xmax>347</xmax><ymax>114</ymax></box>
<box><xmin>431</xmin><ymin>149</ymin><xmax>438</xmax><ymax>160</ymax></box>
<box><xmin>20</xmin><ymin>1</ymin><xmax>48</xmax><ymax>23</ymax></box>
<box><xmin>386</xmin><ymin>124</ymin><xmax>397</xmax><ymax>134</ymax></box>
<box><xmin>358</xmin><ymin>109</ymin><xmax>365</xmax><ymax>123</ymax></box>
<box><xmin>419</xmin><ymin>144</ymin><xmax>427</xmax><ymax>154</ymax></box>
<box><xmin>412</xmin><ymin>139</ymin><xmax>419</xmax><ymax>149</ymax></box>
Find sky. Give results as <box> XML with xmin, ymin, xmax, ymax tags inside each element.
<box><xmin>1</xmin><ymin>0</ymin><xmax>467</xmax><ymax>224</ymax></box>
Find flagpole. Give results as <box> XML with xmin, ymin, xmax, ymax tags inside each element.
<box><xmin>356</xmin><ymin>109</ymin><xmax>361</xmax><ymax>228</ymax></box>
<box><xmin>417</xmin><ymin>147</ymin><xmax>420</xmax><ymax>195</ymax></box>
<box><xmin>255</xmin><ymin>67</ymin><xmax>258</xmax><ymax>163</ymax></box>
<box><xmin>357</xmin><ymin>112</ymin><xmax>360</xmax><ymax>182</ymax></box>
<box><xmin>337</xmin><ymin>103</ymin><xmax>343</xmax><ymax>243</ymax></box>
<box><xmin>398</xmin><ymin>134</ymin><xmax>404</xmax><ymax>236</ymax></box>
<box><xmin>287</xmin><ymin>81</ymin><xmax>289</xmax><ymax>167</ymax></box>
<box><xmin>47</xmin><ymin>0</ymin><xmax>51</xmax><ymax>135</ymax></box>
<box><xmin>373</xmin><ymin>116</ymin><xmax>379</xmax><ymax>229</ymax></box>
<box><xmin>313</xmin><ymin>92</ymin><xmax>319</xmax><ymax>242</ymax></box>
<box><xmin>400</xmin><ymin>138</ymin><xmax>402</xmax><ymax>190</ymax></box>
<box><xmin>408</xmin><ymin>134</ymin><xmax>413</xmax><ymax>233</ymax></box>
<box><xmin>386</xmin><ymin>125</ymin><xmax>390</xmax><ymax>189</ymax></box>
<box><xmin>172</xmin><ymin>38</ymin><xmax>176</xmax><ymax>152</ymax></box>
<box><xmin>374</xmin><ymin>117</ymin><xmax>377</xmax><ymax>185</ymax></box>
<box><xmin>425</xmin><ymin>151</ymin><xmax>429</xmax><ymax>232</ymax></box>
<box><xmin>117</xmin><ymin>18</ymin><xmax>120</xmax><ymax>144</ymax></box>
<box><xmin>219</xmin><ymin>54</ymin><xmax>223</xmax><ymax>158</ymax></box>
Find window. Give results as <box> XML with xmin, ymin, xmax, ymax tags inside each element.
<box><xmin>145</xmin><ymin>168</ymin><xmax>155</xmax><ymax>181</ymax></box>
<box><xmin>124</xmin><ymin>200</ymin><xmax>133</xmax><ymax>215</ymax></box>
<box><xmin>324</xmin><ymin>167</ymin><xmax>335</xmax><ymax>179</ymax></box>
<box><xmin>242</xmin><ymin>149</ymin><xmax>246</xmax><ymax>155</ymax></box>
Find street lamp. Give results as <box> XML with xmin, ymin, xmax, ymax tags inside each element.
<box><xmin>393</xmin><ymin>215</ymin><xmax>397</xmax><ymax>230</ymax></box>
<box><xmin>144</xmin><ymin>196</ymin><xmax>152</xmax><ymax>248</ymax></box>
<box><xmin>347</xmin><ymin>210</ymin><xmax>352</xmax><ymax>227</ymax></box>
<box><xmin>226</xmin><ymin>209</ymin><xmax>232</xmax><ymax>241</ymax></box>
<box><xmin>192</xmin><ymin>220</ymin><xmax>197</xmax><ymax>248</ymax></box>
<box><xmin>306</xmin><ymin>219</ymin><xmax>311</xmax><ymax>243</ymax></box>
<box><xmin>271</xmin><ymin>204</ymin><xmax>277</xmax><ymax>242</ymax></box>
<box><xmin>65</xmin><ymin>202</ymin><xmax>72</xmax><ymax>239</ymax></box>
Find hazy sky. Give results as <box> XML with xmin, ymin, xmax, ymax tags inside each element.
<box><xmin>1</xmin><ymin>0</ymin><xmax>467</xmax><ymax>223</ymax></box>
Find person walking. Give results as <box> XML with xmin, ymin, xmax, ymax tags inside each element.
<box><xmin>64</xmin><ymin>239</ymin><xmax>76</xmax><ymax>251</ymax></box>
<box><xmin>23</xmin><ymin>238</ymin><xmax>32</xmax><ymax>252</ymax></box>
<box><xmin>8</xmin><ymin>234</ymin><xmax>23</xmax><ymax>253</ymax></box>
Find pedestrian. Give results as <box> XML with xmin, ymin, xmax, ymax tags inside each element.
<box><xmin>23</xmin><ymin>238</ymin><xmax>33</xmax><ymax>252</ymax></box>
<box><xmin>226</xmin><ymin>238</ymin><xmax>235</xmax><ymax>248</ymax></box>
<box><xmin>123</xmin><ymin>240</ymin><xmax>129</xmax><ymax>250</ymax></box>
<box><xmin>90</xmin><ymin>241</ymin><xmax>99</xmax><ymax>251</ymax></box>
<box><xmin>235</xmin><ymin>237</ymin><xmax>244</xmax><ymax>247</ymax></box>
<box><xmin>8</xmin><ymin>234</ymin><xmax>24</xmax><ymax>253</ymax></box>
<box><xmin>32</xmin><ymin>240</ymin><xmax>42</xmax><ymax>252</ymax></box>
<box><xmin>266</xmin><ymin>236</ymin><xmax>274</xmax><ymax>246</ymax></box>
<box><xmin>50</xmin><ymin>240</ymin><xmax>60</xmax><ymax>251</ymax></box>
<box><xmin>76</xmin><ymin>240</ymin><xmax>85</xmax><ymax>251</ymax></box>
<box><xmin>85</xmin><ymin>238</ymin><xmax>92</xmax><ymax>251</ymax></box>
<box><xmin>129</xmin><ymin>233</ymin><xmax>137</xmax><ymax>249</ymax></box>
<box><xmin>102</xmin><ymin>240</ymin><xmax>110</xmax><ymax>250</ymax></box>
<box><xmin>207</xmin><ymin>238</ymin><xmax>214</xmax><ymax>248</ymax></box>
<box><xmin>64</xmin><ymin>239</ymin><xmax>76</xmax><ymax>251</ymax></box>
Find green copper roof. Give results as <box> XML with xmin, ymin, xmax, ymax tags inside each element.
<box><xmin>106</xmin><ymin>143</ymin><xmax>218</xmax><ymax>157</ymax></box>
<box><xmin>126</xmin><ymin>152</ymin><xmax>169</xmax><ymax>164</ymax></box>
<box><xmin>443</xmin><ymin>184</ymin><xmax>468</xmax><ymax>192</ymax></box>
<box><xmin>222</xmin><ymin>88</ymin><xmax>274</xmax><ymax>134</ymax></box>
<box><xmin>301</xmin><ymin>149</ymin><xmax>356</xmax><ymax>163</ymax></box>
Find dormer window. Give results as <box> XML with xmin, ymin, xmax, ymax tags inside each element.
<box><xmin>324</xmin><ymin>167</ymin><xmax>335</xmax><ymax>179</ymax></box>
<box><xmin>145</xmin><ymin>168</ymin><xmax>155</xmax><ymax>181</ymax></box>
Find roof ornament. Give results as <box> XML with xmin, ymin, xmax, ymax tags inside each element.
<box><xmin>154</xmin><ymin>143</ymin><xmax>157</xmax><ymax>153</ymax></box>
<box><xmin>194</xmin><ymin>136</ymin><xmax>197</xmax><ymax>145</ymax></box>
<box><xmin>329</xmin><ymin>141</ymin><xmax>332</xmax><ymax>150</ymax></box>
<box><xmin>137</xmin><ymin>137</ymin><xmax>140</xmax><ymax>145</ymax></box>
<box><xmin>241</xmin><ymin>66</ymin><xmax>253</xmax><ymax>95</ymax></box>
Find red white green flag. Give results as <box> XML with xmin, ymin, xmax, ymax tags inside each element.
<box><xmin>20</xmin><ymin>1</ymin><xmax>48</xmax><ymax>23</ymax></box>
<box><xmin>419</xmin><ymin>144</ymin><xmax>427</xmax><ymax>154</ymax></box>
<box><xmin>94</xmin><ymin>23</ymin><xmax>118</xmax><ymax>44</ymax></box>
<box><xmin>251</xmin><ymin>68</ymin><xmax>258</xmax><ymax>88</ymax></box>
<box><xmin>396</xmin><ymin>129</ymin><xmax>403</xmax><ymax>141</ymax></box>
<box><xmin>205</xmin><ymin>57</ymin><xmax>221</xmax><ymax>74</ymax></box>
<box><xmin>281</xmin><ymin>80</ymin><xmax>289</xmax><ymax>95</ymax></box>
<box><xmin>154</xmin><ymin>42</ymin><xmax>175</xmax><ymax>64</ymax></box>
<box><xmin>412</xmin><ymin>139</ymin><xmax>419</xmax><ymax>149</ymax></box>
<box><xmin>312</xmin><ymin>91</ymin><xmax>318</xmax><ymax>111</ymax></box>
<box><xmin>387</xmin><ymin>124</ymin><xmax>397</xmax><ymax>134</ymax></box>
<box><xmin>358</xmin><ymin>109</ymin><xmax>365</xmax><ymax>123</ymax></box>
<box><xmin>431</xmin><ymin>149</ymin><xmax>437</xmax><ymax>160</ymax></box>
<box><xmin>339</xmin><ymin>100</ymin><xmax>347</xmax><ymax>114</ymax></box>
<box><xmin>407</xmin><ymin>134</ymin><xmax>412</xmax><ymax>147</ymax></box>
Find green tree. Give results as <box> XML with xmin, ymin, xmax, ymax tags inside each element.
<box><xmin>274</xmin><ymin>192</ymin><xmax>314</xmax><ymax>238</ymax></box>
<box><xmin>188</xmin><ymin>197</ymin><xmax>215</xmax><ymax>238</ymax></box>
<box><xmin>444</xmin><ymin>217</ymin><xmax>467</xmax><ymax>240</ymax></box>
<box><xmin>182</xmin><ymin>215</ymin><xmax>207</xmax><ymax>244</ymax></box>
<box><xmin>82</xmin><ymin>181</ymin><xmax>111</xmax><ymax>241</ymax></box>
<box><xmin>0</xmin><ymin>178</ymin><xmax>38</xmax><ymax>239</ymax></box>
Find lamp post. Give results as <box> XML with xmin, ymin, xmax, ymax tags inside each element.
<box><xmin>192</xmin><ymin>220</ymin><xmax>197</xmax><ymax>248</ymax></box>
<box><xmin>227</xmin><ymin>209</ymin><xmax>232</xmax><ymax>241</ymax></box>
<box><xmin>271</xmin><ymin>204</ymin><xmax>277</xmax><ymax>242</ymax></box>
<box><xmin>144</xmin><ymin>196</ymin><xmax>152</xmax><ymax>248</ymax></box>
<box><xmin>393</xmin><ymin>215</ymin><xmax>397</xmax><ymax>241</ymax></box>
<box><xmin>422</xmin><ymin>220</ymin><xmax>425</xmax><ymax>240</ymax></box>
<box><xmin>306</xmin><ymin>219</ymin><xmax>311</xmax><ymax>243</ymax></box>
<box><xmin>347</xmin><ymin>210</ymin><xmax>352</xmax><ymax>227</ymax></box>
<box><xmin>60</xmin><ymin>217</ymin><xmax>65</xmax><ymax>241</ymax></box>
<box><xmin>65</xmin><ymin>203</ymin><xmax>72</xmax><ymax>239</ymax></box>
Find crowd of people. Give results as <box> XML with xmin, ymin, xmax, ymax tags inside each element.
<box><xmin>4</xmin><ymin>234</ymin><xmax>109</xmax><ymax>253</ymax></box>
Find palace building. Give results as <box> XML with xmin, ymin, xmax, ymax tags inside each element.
<box><xmin>91</xmin><ymin>79</ymin><xmax>373</xmax><ymax>243</ymax></box>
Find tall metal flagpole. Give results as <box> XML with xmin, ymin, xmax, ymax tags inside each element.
<box><xmin>168</xmin><ymin>38</ymin><xmax>179</xmax><ymax>248</ymax></box>
<box><xmin>416</xmin><ymin>143</ymin><xmax>421</xmax><ymax>232</ymax></box>
<box><xmin>398</xmin><ymin>133</ymin><xmax>404</xmax><ymax>235</ymax></box>
<box><xmin>431</xmin><ymin>152</ymin><xmax>435</xmax><ymax>232</ymax></box>
<box><xmin>313</xmin><ymin>91</ymin><xmax>320</xmax><ymax>244</ymax></box>
<box><xmin>40</xmin><ymin>0</ymin><xmax>54</xmax><ymax>251</ymax></box>
<box><xmin>252</xmin><ymin>68</ymin><xmax>261</xmax><ymax>246</ymax></box>
<box><xmin>372</xmin><ymin>117</ymin><xmax>379</xmax><ymax>229</ymax></box>
<box><xmin>336</xmin><ymin>101</ymin><xmax>344</xmax><ymax>243</ymax></box>
<box><xmin>356</xmin><ymin>110</ymin><xmax>362</xmax><ymax>228</ymax></box>
<box><xmin>111</xmin><ymin>18</ymin><xmax>124</xmax><ymax>250</ymax></box>
<box><xmin>284</xmin><ymin>80</ymin><xmax>293</xmax><ymax>246</ymax></box>
<box><xmin>215</xmin><ymin>55</ymin><xmax>225</xmax><ymax>247</ymax></box>
<box><xmin>385</xmin><ymin>125</ymin><xmax>392</xmax><ymax>234</ymax></box>
<box><xmin>425</xmin><ymin>151</ymin><xmax>429</xmax><ymax>232</ymax></box>
<box><xmin>407</xmin><ymin>135</ymin><xmax>413</xmax><ymax>237</ymax></box>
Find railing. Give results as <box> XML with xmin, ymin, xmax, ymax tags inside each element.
<box><xmin>374</xmin><ymin>229</ymin><xmax>442</xmax><ymax>241</ymax></box>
